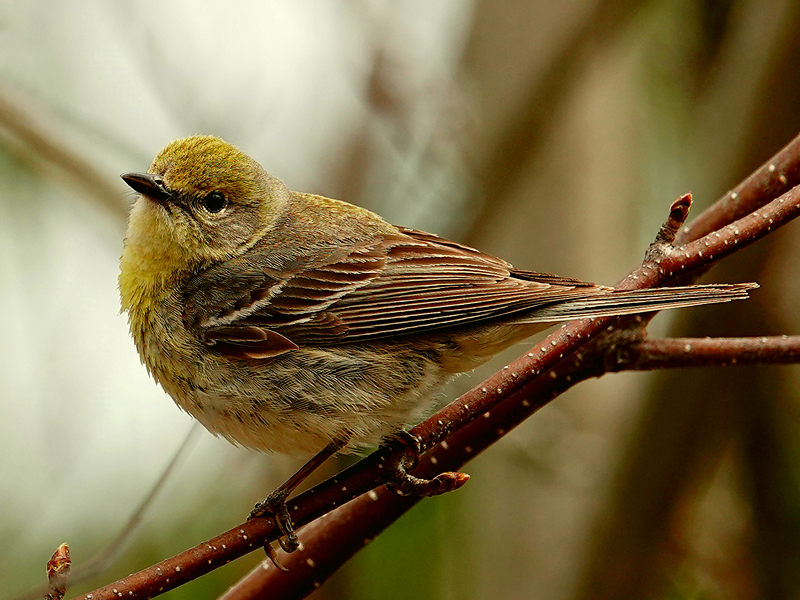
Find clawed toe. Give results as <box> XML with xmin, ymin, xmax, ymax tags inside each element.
<box><xmin>384</xmin><ymin>432</ymin><xmax>470</xmax><ymax>497</ymax></box>
<box><xmin>249</xmin><ymin>488</ymin><xmax>299</xmax><ymax>553</ymax></box>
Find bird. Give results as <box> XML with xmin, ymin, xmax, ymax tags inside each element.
<box><xmin>119</xmin><ymin>134</ymin><xmax>754</xmax><ymax>551</ymax></box>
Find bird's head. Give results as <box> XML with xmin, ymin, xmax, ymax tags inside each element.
<box><xmin>121</xmin><ymin>135</ymin><xmax>288</xmax><ymax>270</ymax></box>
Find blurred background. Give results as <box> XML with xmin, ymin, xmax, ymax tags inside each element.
<box><xmin>2</xmin><ymin>1</ymin><xmax>800</xmax><ymax>598</ymax></box>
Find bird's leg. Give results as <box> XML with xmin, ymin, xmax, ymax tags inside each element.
<box><xmin>385</xmin><ymin>431</ymin><xmax>469</xmax><ymax>497</ymax></box>
<box><xmin>249</xmin><ymin>437</ymin><xmax>346</xmax><ymax>553</ymax></box>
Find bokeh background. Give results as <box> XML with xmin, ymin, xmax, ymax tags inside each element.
<box><xmin>2</xmin><ymin>1</ymin><xmax>800</xmax><ymax>599</ymax></box>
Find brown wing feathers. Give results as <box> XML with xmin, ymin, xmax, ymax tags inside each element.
<box><xmin>182</xmin><ymin>227</ymin><xmax>754</xmax><ymax>356</ymax></box>
<box><xmin>183</xmin><ymin>228</ymin><xmax>605</xmax><ymax>354</ymax></box>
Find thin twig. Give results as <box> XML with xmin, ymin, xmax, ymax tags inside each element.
<box><xmin>229</xmin><ymin>332</ymin><xmax>800</xmax><ymax>597</ymax></box>
<box><xmin>73</xmin><ymin>425</ymin><xmax>202</xmax><ymax>578</ymax></box>
<box><xmin>465</xmin><ymin>0</ymin><xmax>649</xmax><ymax>243</ymax></box>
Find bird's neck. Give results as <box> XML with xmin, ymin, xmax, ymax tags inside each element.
<box><xmin>119</xmin><ymin>202</ymin><xmax>195</xmax><ymax>317</ymax></box>
<box><xmin>119</xmin><ymin>246</ymin><xmax>183</xmax><ymax>317</ymax></box>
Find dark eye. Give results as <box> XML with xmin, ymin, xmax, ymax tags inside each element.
<box><xmin>202</xmin><ymin>192</ymin><xmax>228</xmax><ymax>214</ymax></box>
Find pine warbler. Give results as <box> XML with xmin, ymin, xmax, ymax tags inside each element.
<box><xmin>120</xmin><ymin>135</ymin><xmax>754</xmax><ymax>548</ymax></box>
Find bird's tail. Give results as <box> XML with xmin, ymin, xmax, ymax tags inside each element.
<box><xmin>518</xmin><ymin>282</ymin><xmax>758</xmax><ymax>323</ymax></box>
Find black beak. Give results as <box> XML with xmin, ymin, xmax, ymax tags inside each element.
<box><xmin>121</xmin><ymin>172</ymin><xmax>172</xmax><ymax>203</ymax></box>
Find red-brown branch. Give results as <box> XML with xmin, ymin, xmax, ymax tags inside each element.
<box><xmin>614</xmin><ymin>335</ymin><xmax>800</xmax><ymax>370</ymax></box>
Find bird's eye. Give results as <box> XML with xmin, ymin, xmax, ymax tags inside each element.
<box><xmin>202</xmin><ymin>192</ymin><xmax>228</xmax><ymax>214</ymax></box>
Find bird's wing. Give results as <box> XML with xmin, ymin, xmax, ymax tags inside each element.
<box><xmin>181</xmin><ymin>227</ymin><xmax>600</xmax><ymax>358</ymax></box>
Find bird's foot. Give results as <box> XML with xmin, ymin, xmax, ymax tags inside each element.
<box><xmin>247</xmin><ymin>437</ymin><xmax>346</xmax><ymax>567</ymax></box>
<box><xmin>385</xmin><ymin>431</ymin><xmax>470</xmax><ymax>497</ymax></box>
<box><xmin>249</xmin><ymin>487</ymin><xmax>299</xmax><ymax>554</ymax></box>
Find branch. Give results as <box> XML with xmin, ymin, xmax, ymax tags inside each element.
<box><xmin>74</xmin><ymin>136</ymin><xmax>800</xmax><ymax>599</ymax></box>
<box><xmin>612</xmin><ymin>335</ymin><xmax>800</xmax><ymax>370</ymax></box>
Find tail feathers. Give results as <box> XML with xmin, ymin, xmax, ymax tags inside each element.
<box><xmin>519</xmin><ymin>283</ymin><xmax>758</xmax><ymax>323</ymax></box>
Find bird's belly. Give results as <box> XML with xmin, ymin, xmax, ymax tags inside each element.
<box><xmin>178</xmin><ymin>344</ymin><xmax>453</xmax><ymax>457</ymax></box>
<box><xmin>190</xmin><ymin>387</ymin><xmax>340</xmax><ymax>455</ymax></box>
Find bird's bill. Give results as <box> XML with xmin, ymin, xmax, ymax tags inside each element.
<box><xmin>121</xmin><ymin>172</ymin><xmax>172</xmax><ymax>204</ymax></box>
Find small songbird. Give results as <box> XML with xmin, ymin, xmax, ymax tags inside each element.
<box><xmin>119</xmin><ymin>135</ymin><xmax>753</xmax><ymax>546</ymax></box>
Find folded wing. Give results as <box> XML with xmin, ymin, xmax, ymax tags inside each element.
<box><xmin>181</xmin><ymin>228</ymin><xmax>605</xmax><ymax>357</ymax></box>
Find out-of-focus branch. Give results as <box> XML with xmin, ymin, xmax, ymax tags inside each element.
<box><xmin>464</xmin><ymin>0</ymin><xmax>649</xmax><ymax>241</ymax></box>
<box><xmin>0</xmin><ymin>81</ymin><xmax>127</xmax><ymax>222</ymax></box>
